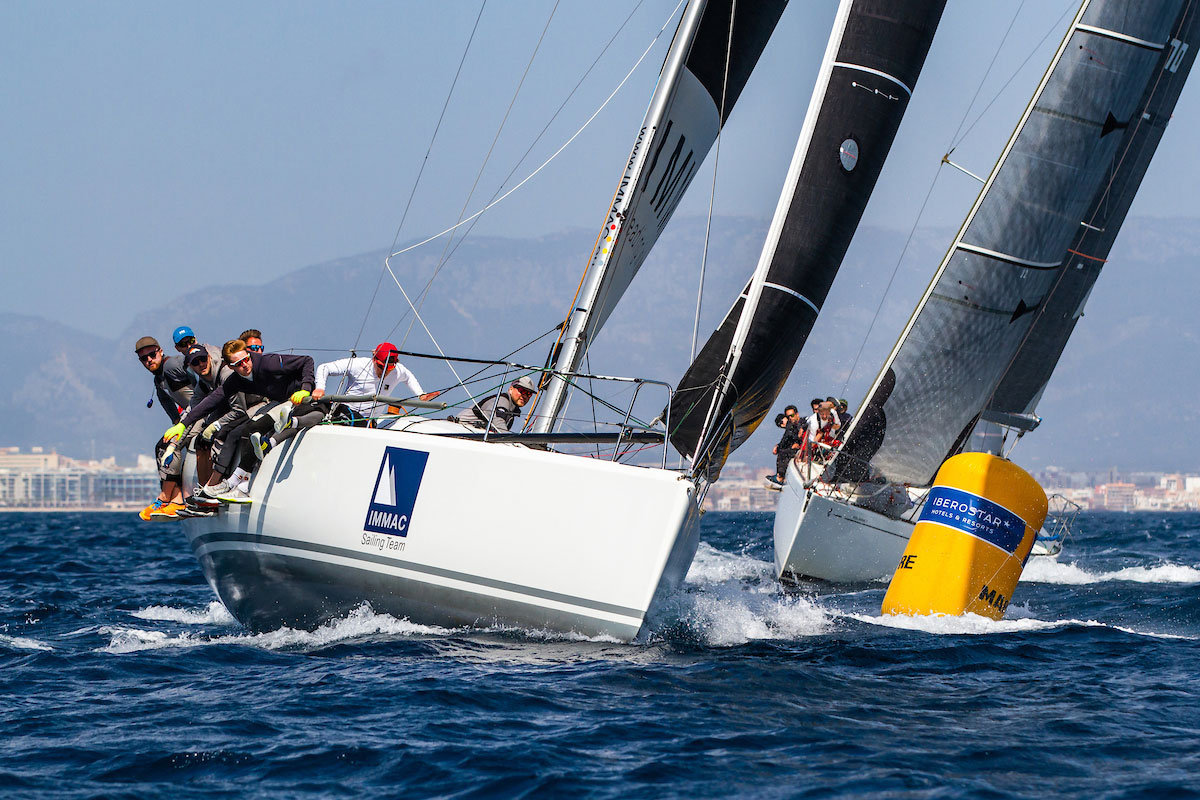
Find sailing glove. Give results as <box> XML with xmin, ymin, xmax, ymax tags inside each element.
<box><xmin>163</xmin><ymin>422</ymin><xmax>186</xmax><ymax>442</ymax></box>
<box><xmin>201</xmin><ymin>421</ymin><xmax>221</xmax><ymax>441</ymax></box>
<box><xmin>290</xmin><ymin>389</ymin><xmax>311</xmax><ymax>405</ymax></box>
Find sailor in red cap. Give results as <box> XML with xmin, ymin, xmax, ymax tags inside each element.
<box><xmin>312</xmin><ymin>341</ymin><xmax>436</xmax><ymax>424</ymax></box>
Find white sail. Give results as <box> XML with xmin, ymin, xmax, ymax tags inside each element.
<box><xmin>532</xmin><ymin>0</ymin><xmax>787</xmax><ymax>432</ymax></box>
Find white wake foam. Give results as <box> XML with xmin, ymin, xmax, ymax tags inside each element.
<box><xmin>99</xmin><ymin>604</ymin><xmax>452</xmax><ymax>654</ymax></box>
<box><xmin>665</xmin><ymin>543</ymin><xmax>832</xmax><ymax>645</ymax></box>
<box><xmin>132</xmin><ymin>601</ymin><xmax>236</xmax><ymax>625</ymax></box>
<box><xmin>684</xmin><ymin>542</ymin><xmax>775</xmax><ymax>585</ymax></box>
<box><xmin>1</xmin><ymin>634</ymin><xmax>53</xmax><ymax>652</ymax></box>
<box><xmin>1021</xmin><ymin>559</ymin><xmax>1200</xmax><ymax>585</ymax></box>
<box><xmin>845</xmin><ymin>611</ymin><xmax>1195</xmax><ymax>640</ymax></box>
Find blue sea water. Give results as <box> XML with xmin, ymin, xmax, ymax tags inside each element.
<box><xmin>1</xmin><ymin>511</ymin><xmax>1198</xmax><ymax>798</ymax></box>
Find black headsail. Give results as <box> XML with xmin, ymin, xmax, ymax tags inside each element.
<box><xmin>986</xmin><ymin>3</ymin><xmax>1199</xmax><ymax>423</ymax></box>
<box><xmin>532</xmin><ymin>0</ymin><xmax>787</xmax><ymax>433</ymax></box>
<box><xmin>837</xmin><ymin>0</ymin><xmax>1197</xmax><ymax>488</ymax></box>
<box><xmin>668</xmin><ymin>0</ymin><xmax>947</xmax><ymax>478</ymax></box>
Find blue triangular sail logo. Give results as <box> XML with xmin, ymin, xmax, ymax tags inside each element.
<box><xmin>364</xmin><ymin>447</ymin><xmax>429</xmax><ymax>537</ymax></box>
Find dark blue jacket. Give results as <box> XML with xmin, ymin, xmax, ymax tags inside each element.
<box><xmin>182</xmin><ymin>351</ymin><xmax>314</xmax><ymax>426</ymax></box>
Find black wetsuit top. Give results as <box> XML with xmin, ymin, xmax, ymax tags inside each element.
<box><xmin>182</xmin><ymin>351</ymin><xmax>314</xmax><ymax>427</ymax></box>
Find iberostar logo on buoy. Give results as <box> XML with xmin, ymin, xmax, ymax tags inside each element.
<box><xmin>364</xmin><ymin>447</ymin><xmax>429</xmax><ymax>537</ymax></box>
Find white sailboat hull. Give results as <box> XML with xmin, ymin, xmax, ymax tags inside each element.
<box><xmin>774</xmin><ymin>459</ymin><xmax>1061</xmax><ymax>583</ymax></box>
<box><xmin>182</xmin><ymin>422</ymin><xmax>701</xmax><ymax>640</ymax></box>
<box><xmin>773</xmin><ymin>465</ymin><xmax>911</xmax><ymax>584</ymax></box>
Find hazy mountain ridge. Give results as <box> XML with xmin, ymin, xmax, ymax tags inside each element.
<box><xmin>2</xmin><ymin>216</ymin><xmax>1196</xmax><ymax>471</ymax></box>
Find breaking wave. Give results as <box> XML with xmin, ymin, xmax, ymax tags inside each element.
<box><xmin>844</xmin><ymin>611</ymin><xmax>1194</xmax><ymax>640</ymax></box>
<box><xmin>1021</xmin><ymin>559</ymin><xmax>1200</xmax><ymax>585</ymax></box>
<box><xmin>132</xmin><ymin>601</ymin><xmax>236</xmax><ymax>625</ymax></box>
<box><xmin>1</xmin><ymin>634</ymin><xmax>53</xmax><ymax>652</ymax></box>
<box><xmin>100</xmin><ymin>604</ymin><xmax>452</xmax><ymax>654</ymax></box>
<box><xmin>660</xmin><ymin>542</ymin><xmax>833</xmax><ymax>646</ymax></box>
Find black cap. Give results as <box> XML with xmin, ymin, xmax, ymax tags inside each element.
<box><xmin>185</xmin><ymin>344</ymin><xmax>210</xmax><ymax>366</ymax></box>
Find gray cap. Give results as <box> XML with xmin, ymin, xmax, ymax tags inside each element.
<box><xmin>134</xmin><ymin>336</ymin><xmax>159</xmax><ymax>353</ymax></box>
<box><xmin>514</xmin><ymin>376</ymin><xmax>537</xmax><ymax>393</ymax></box>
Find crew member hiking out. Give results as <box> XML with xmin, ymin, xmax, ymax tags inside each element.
<box><xmin>163</xmin><ymin>339</ymin><xmax>317</xmax><ymax>501</ymax></box>
<box><xmin>179</xmin><ymin>343</ymin><xmax>251</xmax><ymax>513</ymax></box>
<box><xmin>135</xmin><ymin>335</ymin><xmax>197</xmax><ymax>520</ymax></box>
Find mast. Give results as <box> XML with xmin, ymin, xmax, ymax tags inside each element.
<box><xmin>532</xmin><ymin>0</ymin><xmax>786</xmax><ymax>433</ymax></box>
<box><xmin>836</xmin><ymin>0</ymin><xmax>1195</xmax><ymax>487</ymax></box>
<box><xmin>669</xmin><ymin>0</ymin><xmax>947</xmax><ymax>477</ymax></box>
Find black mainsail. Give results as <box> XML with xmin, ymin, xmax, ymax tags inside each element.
<box><xmin>532</xmin><ymin>0</ymin><xmax>787</xmax><ymax>433</ymax></box>
<box><xmin>837</xmin><ymin>0</ymin><xmax>1198</xmax><ymax>488</ymax></box>
<box><xmin>987</xmin><ymin>4</ymin><xmax>1199</xmax><ymax>421</ymax></box>
<box><xmin>668</xmin><ymin>0</ymin><xmax>947</xmax><ymax>477</ymax></box>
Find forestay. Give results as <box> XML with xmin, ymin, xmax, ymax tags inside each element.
<box><xmin>533</xmin><ymin>0</ymin><xmax>786</xmax><ymax>433</ymax></box>
<box><xmin>987</xmin><ymin>3</ymin><xmax>1199</xmax><ymax>419</ymax></box>
<box><xmin>838</xmin><ymin>0</ymin><xmax>1195</xmax><ymax>488</ymax></box>
<box><xmin>668</xmin><ymin>0</ymin><xmax>946</xmax><ymax>477</ymax></box>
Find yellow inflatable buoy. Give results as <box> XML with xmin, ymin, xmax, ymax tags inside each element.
<box><xmin>881</xmin><ymin>452</ymin><xmax>1047</xmax><ymax>620</ymax></box>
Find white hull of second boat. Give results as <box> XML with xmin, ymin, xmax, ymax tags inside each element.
<box><xmin>773</xmin><ymin>459</ymin><xmax>911</xmax><ymax>584</ymax></box>
<box><xmin>182</xmin><ymin>420</ymin><xmax>701</xmax><ymax>641</ymax></box>
<box><xmin>774</xmin><ymin>459</ymin><xmax>1061</xmax><ymax>584</ymax></box>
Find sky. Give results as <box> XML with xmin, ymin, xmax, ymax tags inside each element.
<box><xmin>4</xmin><ymin>0</ymin><xmax>1200</xmax><ymax>338</ymax></box>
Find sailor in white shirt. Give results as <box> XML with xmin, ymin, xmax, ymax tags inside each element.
<box><xmin>312</xmin><ymin>342</ymin><xmax>434</xmax><ymax>422</ymax></box>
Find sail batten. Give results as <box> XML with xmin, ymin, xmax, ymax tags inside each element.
<box><xmin>837</xmin><ymin>0</ymin><xmax>1197</xmax><ymax>488</ymax></box>
<box><xmin>668</xmin><ymin>0</ymin><xmax>947</xmax><ymax>477</ymax></box>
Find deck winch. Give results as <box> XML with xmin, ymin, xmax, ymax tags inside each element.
<box><xmin>881</xmin><ymin>452</ymin><xmax>1047</xmax><ymax>620</ymax></box>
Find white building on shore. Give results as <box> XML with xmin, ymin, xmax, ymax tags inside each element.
<box><xmin>0</xmin><ymin>447</ymin><xmax>158</xmax><ymax>509</ymax></box>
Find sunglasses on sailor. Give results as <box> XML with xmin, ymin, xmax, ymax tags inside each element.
<box><xmin>247</xmin><ymin>344</ymin><xmax>264</xmax><ymax>352</ymax></box>
<box><xmin>138</xmin><ymin>349</ymin><xmax>160</xmax><ymax>363</ymax></box>
<box><xmin>230</xmin><ymin>354</ymin><xmax>252</xmax><ymax>368</ymax></box>
<box><xmin>175</xmin><ymin>337</ymin><xmax>196</xmax><ymax>350</ymax></box>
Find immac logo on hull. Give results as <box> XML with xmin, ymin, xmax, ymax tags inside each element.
<box><xmin>364</xmin><ymin>447</ymin><xmax>429</xmax><ymax>537</ymax></box>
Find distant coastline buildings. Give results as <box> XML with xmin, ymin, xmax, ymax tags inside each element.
<box><xmin>0</xmin><ymin>446</ymin><xmax>157</xmax><ymax>510</ymax></box>
<box><xmin>703</xmin><ymin>462</ymin><xmax>1200</xmax><ymax>513</ymax></box>
<box><xmin>2</xmin><ymin>446</ymin><xmax>1198</xmax><ymax>512</ymax></box>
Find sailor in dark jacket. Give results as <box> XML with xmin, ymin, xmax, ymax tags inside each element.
<box><xmin>163</xmin><ymin>340</ymin><xmax>318</xmax><ymax>497</ymax></box>
<box><xmin>136</xmin><ymin>335</ymin><xmax>197</xmax><ymax>519</ymax></box>
<box><xmin>169</xmin><ymin>345</ymin><xmax>312</xmax><ymax>426</ymax></box>
<box><xmin>455</xmin><ymin>375</ymin><xmax>537</xmax><ymax>432</ymax></box>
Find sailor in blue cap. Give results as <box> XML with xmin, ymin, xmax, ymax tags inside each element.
<box><xmin>171</xmin><ymin>325</ymin><xmax>197</xmax><ymax>355</ymax></box>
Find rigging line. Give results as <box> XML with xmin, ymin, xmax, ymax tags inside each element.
<box><xmin>838</xmin><ymin>0</ymin><xmax>1061</xmax><ymax>400</ymax></box>
<box><xmin>585</xmin><ymin>351</ymin><xmax>601</xmax><ymax>458</ymax></box>
<box><xmin>382</xmin><ymin>0</ymin><xmax>688</xmax><ymax>264</ymax></box>
<box><xmin>382</xmin><ymin>253</ymin><xmax>471</xmax><ymax>394</ymax></box>
<box><xmin>839</xmin><ymin>170</ymin><xmax>945</xmax><ymax>399</ymax></box>
<box><xmin>353</xmin><ymin>0</ymin><xmax>488</xmax><ymax>354</ymax></box>
<box><xmin>385</xmin><ymin>0</ymin><xmax>687</xmax><ymax>418</ymax></box>
<box><xmin>949</xmin><ymin>0</ymin><xmax>1078</xmax><ymax>151</ymax></box>
<box><xmin>399</xmin><ymin>0</ymin><xmax>652</xmax><ymax>339</ymax></box>
<box><xmin>944</xmin><ymin>0</ymin><xmax>1027</xmax><ymax>150</ymax></box>
<box><xmin>376</xmin><ymin>0</ymin><xmax>685</xmax><ymax>397</ymax></box>
<box><xmin>399</xmin><ymin>0</ymin><xmax>563</xmax><ymax>351</ymax></box>
<box><xmin>690</xmin><ymin>0</ymin><xmax>737</xmax><ymax>363</ymax></box>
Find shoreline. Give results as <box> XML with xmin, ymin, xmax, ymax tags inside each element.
<box><xmin>0</xmin><ymin>507</ymin><xmax>142</xmax><ymax>514</ymax></box>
